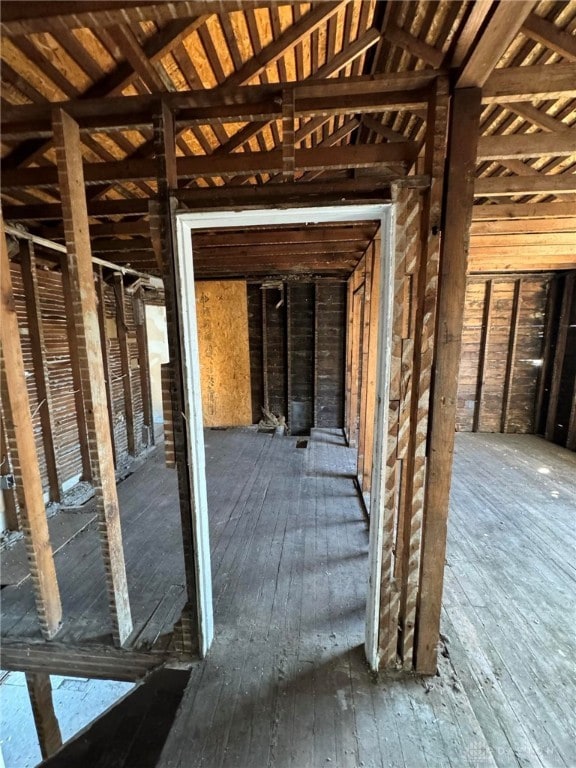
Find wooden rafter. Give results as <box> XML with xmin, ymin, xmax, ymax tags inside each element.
<box><xmin>456</xmin><ymin>1</ymin><xmax>539</xmax><ymax>88</ymax></box>
<box><xmin>521</xmin><ymin>12</ymin><xmax>576</xmax><ymax>62</ymax></box>
<box><xmin>1</xmin><ymin>17</ymin><xmax>208</xmax><ymax>171</ymax></box>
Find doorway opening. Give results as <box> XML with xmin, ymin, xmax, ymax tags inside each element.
<box><xmin>173</xmin><ymin>204</ymin><xmax>394</xmax><ymax>668</ymax></box>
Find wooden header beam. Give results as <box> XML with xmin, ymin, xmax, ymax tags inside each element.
<box><xmin>1</xmin><ymin>143</ymin><xmax>419</xmax><ymax>189</ymax></box>
<box><xmin>0</xmin><ymin>74</ymin><xmax>435</xmax><ymax>139</ymax></box>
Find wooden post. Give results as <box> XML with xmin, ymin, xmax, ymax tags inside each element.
<box><xmin>357</xmin><ymin>242</ymin><xmax>375</xmax><ymax>485</ymax></box>
<box><xmin>60</xmin><ymin>254</ymin><xmax>92</xmax><ymax>481</ymax></box>
<box><xmin>501</xmin><ymin>278</ymin><xmax>522</xmax><ymax>432</ymax></box>
<box><xmin>20</xmin><ymin>240</ymin><xmax>62</xmax><ymax>502</ymax></box>
<box><xmin>52</xmin><ymin>108</ymin><xmax>132</xmax><ymax>646</ymax></box>
<box><xmin>261</xmin><ymin>289</ymin><xmax>269</xmax><ymax>413</ymax></box>
<box><xmin>415</xmin><ymin>87</ymin><xmax>483</xmax><ymax>674</ymax></box>
<box><xmin>534</xmin><ymin>276</ymin><xmax>559</xmax><ymax>435</ymax></box>
<box><xmin>397</xmin><ymin>78</ymin><xmax>450</xmax><ymax>669</ymax></box>
<box><xmin>95</xmin><ymin>268</ymin><xmax>117</xmax><ymax>467</ymax></box>
<box><xmin>545</xmin><ymin>272</ymin><xmax>574</xmax><ymax>442</ymax></box>
<box><xmin>134</xmin><ymin>289</ymin><xmax>154</xmax><ymax>447</ymax></box>
<box><xmin>348</xmin><ymin>269</ymin><xmax>365</xmax><ymax>448</ymax></box>
<box><xmin>473</xmin><ymin>279</ymin><xmax>493</xmax><ymax>432</ymax></box>
<box><xmin>154</xmin><ymin>101</ymin><xmax>199</xmax><ymax>655</ymax></box>
<box><xmin>25</xmin><ymin>672</ymin><xmax>62</xmax><ymax>760</ymax></box>
<box><xmin>0</xmin><ymin>215</ymin><xmax>62</xmax><ymax>639</ymax></box>
<box><xmin>344</xmin><ymin>277</ymin><xmax>354</xmax><ymax>443</ymax></box>
<box><xmin>361</xmin><ymin>232</ymin><xmax>382</xmax><ymax>496</ymax></box>
<box><xmin>113</xmin><ymin>274</ymin><xmax>136</xmax><ymax>455</ymax></box>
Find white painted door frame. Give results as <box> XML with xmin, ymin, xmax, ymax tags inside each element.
<box><xmin>174</xmin><ymin>204</ymin><xmax>395</xmax><ymax>666</ymax></box>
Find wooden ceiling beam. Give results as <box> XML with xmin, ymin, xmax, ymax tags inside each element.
<box><xmin>90</xmin><ymin>238</ymin><xmax>154</xmax><ymax>253</ymax></box>
<box><xmin>474</xmin><ymin>173</ymin><xmax>576</xmax><ymax>197</ymax></box>
<box><xmin>40</xmin><ymin>220</ymin><xmax>150</xmax><ymax>239</ymax></box>
<box><xmin>477</xmin><ymin>130</ymin><xmax>576</xmax><ymax>160</ymax></box>
<box><xmin>193</xmin><ymin>226</ymin><xmax>376</xmax><ymax>248</ymax></box>
<box><xmin>457</xmin><ymin>1</ymin><xmax>539</xmax><ymax>88</ymax></box>
<box><xmin>470</xmin><ymin>216</ymin><xmax>576</xmax><ymax>235</ymax></box>
<box><xmin>0</xmin><ymin>1</ymin><xmax>286</xmax><ymax>35</ymax></box>
<box><xmin>450</xmin><ymin>0</ymin><xmax>494</xmax><ymax>68</ymax></box>
<box><xmin>483</xmin><ymin>63</ymin><xmax>576</xmax><ymax>103</ymax></box>
<box><xmin>471</xmin><ymin>201</ymin><xmax>576</xmax><ymax>219</ymax></box>
<box><xmin>521</xmin><ymin>12</ymin><xmax>576</xmax><ymax>62</ymax></box>
<box><xmin>3</xmin><ymin>198</ymin><xmax>151</xmax><ymax>221</ymax></box>
<box><xmin>0</xmin><ymin>74</ymin><xmax>437</xmax><ymax>138</ymax></box>
<box><xmin>196</xmin><ymin>256</ymin><xmax>359</xmax><ymax>268</ymax></box>
<box><xmin>1</xmin><ymin>143</ymin><xmax>418</xmax><ymax>188</ymax></box>
<box><xmin>194</xmin><ymin>242</ymin><xmax>369</xmax><ymax>260</ymax></box>
<box><xmin>470</xmin><ymin>232</ymin><xmax>576</xmax><ymax>249</ymax></box>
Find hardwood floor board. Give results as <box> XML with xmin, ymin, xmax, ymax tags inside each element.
<box><xmin>444</xmin><ymin>433</ymin><xmax>576</xmax><ymax>768</ymax></box>
<box><xmin>3</xmin><ymin>427</ymin><xmax>573</xmax><ymax>767</ymax></box>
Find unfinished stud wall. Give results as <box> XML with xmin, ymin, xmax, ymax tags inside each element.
<box><xmin>247</xmin><ymin>280</ymin><xmax>346</xmax><ymax>433</ymax></box>
<box><xmin>457</xmin><ymin>274</ymin><xmax>552</xmax><ymax>434</ymax></box>
<box><xmin>2</xmin><ymin>255</ymin><xmax>155</xmax><ymax>525</ymax></box>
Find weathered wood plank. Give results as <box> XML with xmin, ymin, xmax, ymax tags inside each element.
<box><xmin>25</xmin><ymin>672</ymin><xmax>62</xmax><ymax>760</ymax></box>
<box><xmin>0</xmin><ymin>215</ymin><xmax>62</xmax><ymax>639</ymax></box>
<box><xmin>53</xmin><ymin>107</ymin><xmax>132</xmax><ymax>647</ymax></box>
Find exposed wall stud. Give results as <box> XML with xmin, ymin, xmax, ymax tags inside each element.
<box><xmin>53</xmin><ymin>107</ymin><xmax>133</xmax><ymax>646</ymax></box>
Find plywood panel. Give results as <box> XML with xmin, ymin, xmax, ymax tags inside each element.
<box><xmin>195</xmin><ymin>281</ymin><xmax>252</xmax><ymax>427</ymax></box>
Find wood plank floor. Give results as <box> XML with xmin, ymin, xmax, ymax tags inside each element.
<box><xmin>159</xmin><ymin>429</ymin><xmax>575</xmax><ymax>768</ymax></box>
<box><xmin>1</xmin><ymin>447</ymin><xmax>187</xmax><ymax>654</ymax></box>
<box><xmin>2</xmin><ymin>429</ymin><xmax>574</xmax><ymax>766</ymax></box>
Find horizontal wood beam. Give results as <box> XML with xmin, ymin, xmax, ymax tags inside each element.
<box><xmin>194</xmin><ymin>241</ymin><xmax>370</xmax><ymax>260</ymax></box>
<box><xmin>468</xmin><ymin>253</ymin><xmax>576</xmax><ymax>272</ymax></box>
<box><xmin>474</xmin><ymin>173</ymin><xmax>576</xmax><ymax>196</ymax></box>
<box><xmin>193</xmin><ymin>226</ymin><xmax>376</xmax><ymax>247</ymax></box>
<box><xmin>3</xmin><ymin>199</ymin><xmax>151</xmax><ymax>221</ymax></box>
<box><xmin>470</xmin><ymin>232</ymin><xmax>576</xmax><ymax>249</ymax></box>
<box><xmin>471</xmin><ymin>201</ymin><xmax>576</xmax><ymax>219</ymax></box>
<box><xmin>2</xmin><ymin>64</ymin><xmax>575</xmax><ymax>140</ymax></box>
<box><xmin>2</xmin><ymin>144</ymin><xmax>418</xmax><ymax>189</ymax></box>
<box><xmin>41</xmin><ymin>220</ymin><xmax>151</xmax><ymax>240</ymax></box>
<box><xmin>477</xmin><ymin>130</ymin><xmax>576</xmax><ymax>160</ymax></box>
<box><xmin>0</xmin><ymin>76</ymin><xmax>434</xmax><ymax>139</ymax></box>
<box><xmin>470</xmin><ymin>216</ymin><xmax>576</xmax><ymax>234</ymax></box>
<box><xmin>3</xmin><ymin>177</ymin><xmax>422</xmax><ymax>221</ymax></box>
<box><xmin>91</xmin><ymin>237</ymin><xmax>154</xmax><ymax>253</ymax></box>
<box><xmin>0</xmin><ymin>1</ymin><xmax>285</xmax><ymax>35</ymax></box>
<box><xmin>482</xmin><ymin>63</ymin><xmax>576</xmax><ymax>103</ymax></box>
